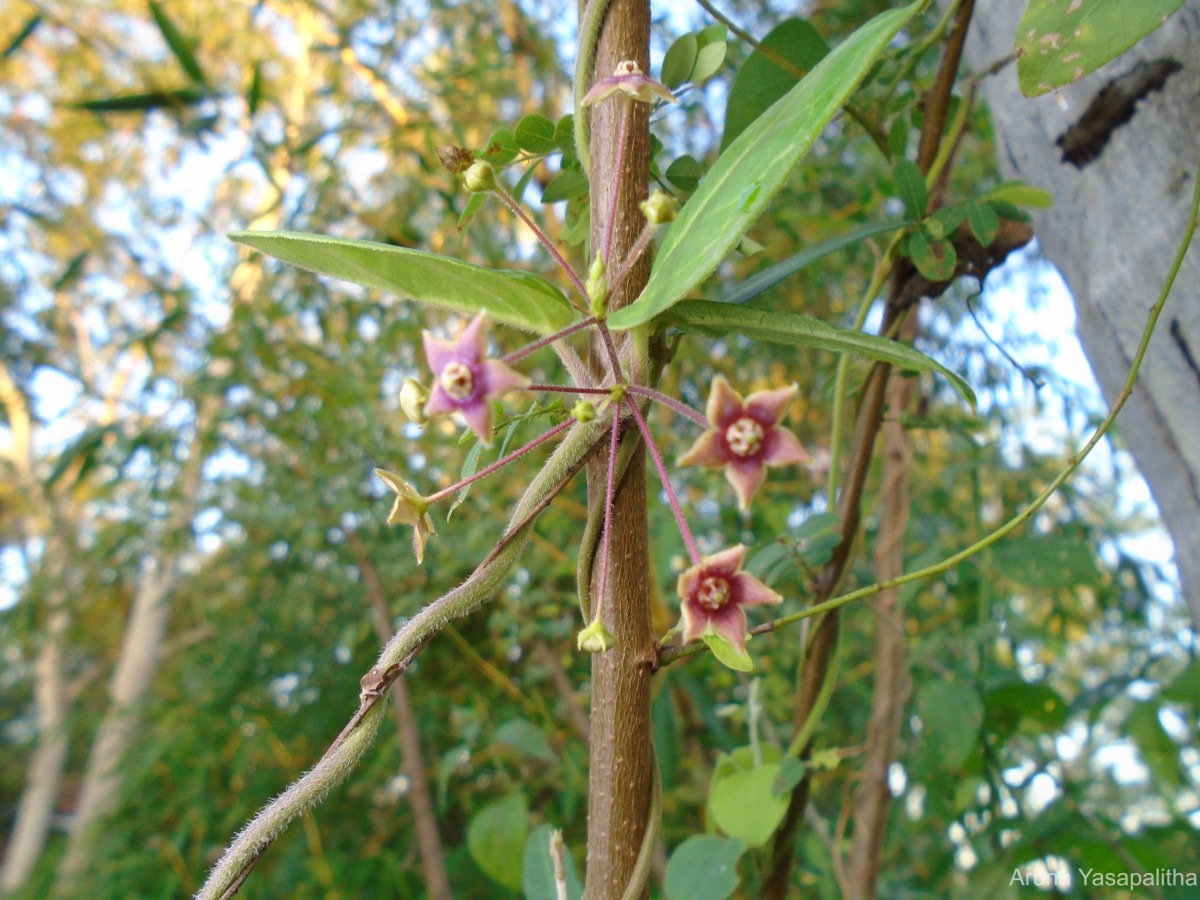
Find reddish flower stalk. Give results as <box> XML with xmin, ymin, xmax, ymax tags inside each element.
<box><xmin>625</xmin><ymin>385</ymin><xmax>708</xmax><ymax>428</ymax></box>
<box><xmin>425</xmin><ymin>418</ymin><xmax>575</xmax><ymax>504</ymax></box>
<box><xmin>526</xmin><ymin>384</ymin><xmax>613</xmax><ymax>396</ymax></box>
<box><xmin>491</xmin><ymin>183</ymin><xmax>590</xmax><ymax>308</ymax></box>
<box><xmin>503</xmin><ymin>316</ymin><xmax>598</xmax><ymax>365</ymax></box>
<box><xmin>624</xmin><ymin>396</ymin><xmax>700</xmax><ymax>565</ymax></box>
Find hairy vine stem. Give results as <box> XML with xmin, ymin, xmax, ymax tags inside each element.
<box><xmin>196</xmin><ymin>417</ymin><xmax>610</xmax><ymax>900</ymax></box>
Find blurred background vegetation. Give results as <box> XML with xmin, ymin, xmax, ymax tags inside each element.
<box><xmin>1</xmin><ymin>0</ymin><xmax>1196</xmax><ymax>897</ymax></box>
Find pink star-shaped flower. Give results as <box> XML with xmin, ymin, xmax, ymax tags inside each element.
<box><xmin>678</xmin><ymin>376</ymin><xmax>812</xmax><ymax>512</ymax></box>
<box><xmin>678</xmin><ymin>545</ymin><xmax>782</xmax><ymax>652</ymax></box>
<box><xmin>422</xmin><ymin>313</ymin><xmax>529</xmax><ymax>446</ymax></box>
<box><xmin>581</xmin><ymin>60</ymin><xmax>677</xmax><ymax>106</ymax></box>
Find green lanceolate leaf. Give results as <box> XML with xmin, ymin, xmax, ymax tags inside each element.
<box><xmin>715</xmin><ymin>220</ymin><xmax>899</xmax><ymax>306</ymax></box>
<box><xmin>664</xmin><ymin>299</ymin><xmax>976</xmax><ymax>408</ymax></box>
<box><xmin>609</xmin><ymin>0</ymin><xmax>925</xmax><ymax>331</ymax></box>
<box><xmin>893</xmin><ymin>158</ymin><xmax>927</xmax><ymax>221</ymax></box>
<box><xmin>230</xmin><ymin>231</ymin><xmax>575</xmax><ymax>334</ymax></box>
<box><xmin>1015</xmin><ymin>0</ymin><xmax>1186</xmax><ymax>97</ymax></box>
<box><xmin>148</xmin><ymin>0</ymin><xmax>209</xmax><ymax>87</ymax></box>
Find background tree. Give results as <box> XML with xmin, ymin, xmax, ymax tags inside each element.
<box><xmin>1</xmin><ymin>1</ymin><xmax>1197</xmax><ymax>898</ymax></box>
<box><xmin>963</xmin><ymin>0</ymin><xmax>1200</xmax><ymax>630</ymax></box>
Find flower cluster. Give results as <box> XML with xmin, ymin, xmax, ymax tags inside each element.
<box><xmin>376</xmin><ymin>62</ymin><xmax>814</xmax><ymax>665</ymax></box>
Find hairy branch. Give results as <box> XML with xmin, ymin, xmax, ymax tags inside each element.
<box><xmin>197</xmin><ymin>417</ymin><xmax>609</xmax><ymax>899</ymax></box>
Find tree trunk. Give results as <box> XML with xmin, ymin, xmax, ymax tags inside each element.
<box><xmin>962</xmin><ymin>1</ymin><xmax>1200</xmax><ymax>627</ymax></box>
<box><xmin>54</xmin><ymin>404</ymin><xmax>212</xmax><ymax>890</ymax></box>
<box><xmin>583</xmin><ymin>1</ymin><xmax>655</xmax><ymax>896</ymax></box>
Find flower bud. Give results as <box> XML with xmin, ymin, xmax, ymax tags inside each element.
<box><xmin>577</xmin><ymin>617</ymin><xmax>618</xmax><ymax>653</ymax></box>
<box><xmin>463</xmin><ymin>160</ymin><xmax>497</xmax><ymax>193</ymax></box>
<box><xmin>586</xmin><ymin>251</ymin><xmax>608</xmax><ymax>318</ymax></box>
<box><xmin>572</xmin><ymin>401</ymin><xmax>596</xmax><ymax>422</ymax></box>
<box><xmin>640</xmin><ymin>189</ymin><xmax>677</xmax><ymax>225</ymax></box>
<box><xmin>399</xmin><ymin>378</ymin><xmax>430</xmax><ymax>424</ymax></box>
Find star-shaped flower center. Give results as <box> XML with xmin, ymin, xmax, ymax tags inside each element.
<box><xmin>725</xmin><ymin>417</ymin><xmax>764</xmax><ymax>458</ymax></box>
<box><xmin>697</xmin><ymin>575</ymin><xmax>731</xmax><ymax>611</ymax></box>
<box><xmin>439</xmin><ymin>361</ymin><xmax>476</xmax><ymax>402</ymax></box>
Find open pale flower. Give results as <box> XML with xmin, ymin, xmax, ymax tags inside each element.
<box><xmin>677</xmin><ymin>545</ymin><xmax>781</xmax><ymax>652</ymax></box>
<box><xmin>581</xmin><ymin>60</ymin><xmax>677</xmax><ymax>106</ymax></box>
<box><xmin>423</xmin><ymin>312</ymin><xmax>529</xmax><ymax>446</ymax></box>
<box><xmin>678</xmin><ymin>376</ymin><xmax>811</xmax><ymax>512</ymax></box>
<box><xmin>375</xmin><ymin>468</ymin><xmax>437</xmax><ymax>564</ymax></box>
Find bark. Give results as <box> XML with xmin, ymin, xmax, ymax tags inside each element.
<box><xmin>354</xmin><ymin>537</ymin><xmax>452</xmax><ymax>900</ymax></box>
<box><xmin>0</xmin><ymin>364</ymin><xmax>73</xmax><ymax>893</ymax></box>
<box><xmin>844</xmin><ymin>318</ymin><xmax>916</xmax><ymax>900</ymax></box>
<box><xmin>1</xmin><ymin>588</ymin><xmax>70</xmax><ymax>893</ymax></box>
<box><xmin>583</xmin><ymin>1</ymin><xmax>655</xmax><ymax>896</ymax></box>
<box><xmin>962</xmin><ymin>0</ymin><xmax>1200</xmax><ymax>628</ymax></box>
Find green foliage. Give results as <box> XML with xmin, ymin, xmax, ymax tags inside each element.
<box><xmin>707</xmin><ymin>746</ymin><xmax>789</xmax><ymax>846</ymax></box>
<box><xmin>664</xmin><ymin>835</ymin><xmax>744</xmax><ymax>900</ymax></box>
<box><xmin>721</xmin><ymin>19</ymin><xmax>829</xmax><ymax>150</ymax></box>
<box><xmin>522</xmin><ymin>825</ymin><xmax>583</xmax><ymax>900</ymax></box>
<box><xmin>662</xmin><ymin>300</ymin><xmax>977</xmax><ymax>407</ymax></box>
<box><xmin>229</xmin><ymin>231</ymin><xmax>576</xmax><ymax>334</ymax></box>
<box><xmin>1015</xmin><ymin>0</ymin><xmax>1187</xmax><ymax>96</ymax></box>
<box><xmin>467</xmin><ymin>793</ymin><xmax>529</xmax><ymax>891</ymax></box>
<box><xmin>609</xmin><ymin>0</ymin><xmax>924</xmax><ymax>330</ymax></box>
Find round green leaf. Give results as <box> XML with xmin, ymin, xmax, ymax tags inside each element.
<box><xmin>515</xmin><ymin>114</ymin><xmax>557</xmax><ymax>154</ymax></box>
<box><xmin>665</xmin><ymin>155</ymin><xmax>704</xmax><ymax>193</ymax></box>
<box><xmin>917</xmin><ymin>681</ymin><xmax>983</xmax><ymax>771</ymax></box>
<box><xmin>467</xmin><ymin>794</ymin><xmax>528</xmax><ymax>891</ymax></box>
<box><xmin>661</xmin><ymin>32</ymin><xmax>698</xmax><ymax>89</ymax></box>
<box><xmin>664</xmin><ymin>835</ymin><xmax>744</xmax><ymax>900</ymax></box>
<box><xmin>708</xmin><ymin>763</ymin><xmax>788</xmax><ymax>846</ymax></box>
<box><xmin>691</xmin><ymin>25</ymin><xmax>728</xmax><ymax>85</ymax></box>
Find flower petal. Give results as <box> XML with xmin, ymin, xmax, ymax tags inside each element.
<box><xmin>581</xmin><ymin>79</ymin><xmax>622</xmax><ymax>107</ymax></box>
<box><xmin>459</xmin><ymin>398</ymin><xmax>495</xmax><ymax>446</ymax></box>
<box><xmin>481</xmin><ymin>358</ymin><xmax>530</xmax><ymax>399</ymax></box>
<box><xmin>680</xmin><ymin>597</ymin><xmax>710</xmax><ymax>644</ymax></box>
<box><xmin>422</xmin><ymin>331</ymin><xmax>457</xmax><ymax>375</ymax></box>
<box><xmin>730</xmin><ymin>571</ymin><xmax>782</xmax><ymax>607</ymax></box>
<box><xmin>677</xmin><ymin>429</ymin><xmax>728</xmax><ymax>469</ymax></box>
<box><xmin>424</xmin><ymin>384</ymin><xmax>459</xmax><ymax>416</ymax></box>
<box><xmin>725</xmin><ymin>459</ymin><xmax>766</xmax><ymax>512</ymax></box>
<box><xmin>455</xmin><ymin>312</ymin><xmax>488</xmax><ymax>364</ymax></box>
<box><xmin>704</xmin><ymin>604</ymin><xmax>750</xmax><ymax>652</ymax></box>
<box><xmin>703</xmin><ymin>544</ymin><xmax>746</xmax><ymax>578</ymax></box>
<box><xmin>705</xmin><ymin>375</ymin><xmax>745</xmax><ymax>428</ymax></box>
<box><xmin>745</xmin><ymin>383</ymin><xmax>797</xmax><ymax>425</ymax></box>
<box><xmin>762</xmin><ymin>426</ymin><xmax>812</xmax><ymax>467</ymax></box>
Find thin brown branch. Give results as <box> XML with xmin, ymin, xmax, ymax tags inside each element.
<box><xmin>844</xmin><ymin>315</ymin><xmax>917</xmax><ymax>900</ymax></box>
<box><xmin>764</xmin><ymin>3</ymin><xmax>979</xmax><ymax>895</ymax></box>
